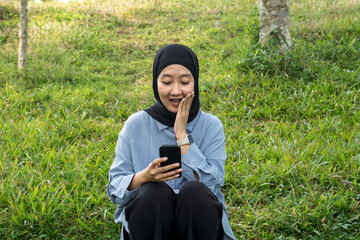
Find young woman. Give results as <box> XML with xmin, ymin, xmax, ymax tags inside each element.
<box><xmin>107</xmin><ymin>44</ymin><xmax>236</xmax><ymax>240</ymax></box>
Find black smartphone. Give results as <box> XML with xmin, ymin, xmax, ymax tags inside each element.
<box><xmin>159</xmin><ymin>145</ymin><xmax>182</xmax><ymax>177</ymax></box>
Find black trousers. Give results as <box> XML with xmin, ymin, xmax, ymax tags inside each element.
<box><xmin>124</xmin><ymin>181</ymin><xmax>223</xmax><ymax>240</ymax></box>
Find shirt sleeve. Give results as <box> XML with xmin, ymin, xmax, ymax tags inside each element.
<box><xmin>107</xmin><ymin>120</ymin><xmax>139</xmax><ymax>208</ymax></box>
<box><xmin>181</xmin><ymin>119</ymin><xmax>226</xmax><ymax>191</ymax></box>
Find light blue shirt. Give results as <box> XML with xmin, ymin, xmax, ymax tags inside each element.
<box><xmin>107</xmin><ymin>110</ymin><xmax>236</xmax><ymax>240</ymax></box>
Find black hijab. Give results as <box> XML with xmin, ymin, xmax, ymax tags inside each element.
<box><xmin>144</xmin><ymin>44</ymin><xmax>200</xmax><ymax>127</ymax></box>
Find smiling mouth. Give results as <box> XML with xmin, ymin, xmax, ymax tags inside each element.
<box><xmin>169</xmin><ymin>98</ymin><xmax>182</xmax><ymax>106</ymax></box>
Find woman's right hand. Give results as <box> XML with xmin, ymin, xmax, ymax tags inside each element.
<box><xmin>127</xmin><ymin>157</ymin><xmax>182</xmax><ymax>190</ymax></box>
<box><xmin>143</xmin><ymin>157</ymin><xmax>182</xmax><ymax>182</ymax></box>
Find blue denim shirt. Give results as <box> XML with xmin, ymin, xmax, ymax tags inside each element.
<box><xmin>107</xmin><ymin>110</ymin><xmax>236</xmax><ymax>240</ymax></box>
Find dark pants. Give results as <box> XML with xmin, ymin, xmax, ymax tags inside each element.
<box><xmin>124</xmin><ymin>181</ymin><xmax>223</xmax><ymax>240</ymax></box>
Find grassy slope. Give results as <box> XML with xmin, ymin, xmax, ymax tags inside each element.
<box><xmin>1</xmin><ymin>0</ymin><xmax>360</xmax><ymax>239</ymax></box>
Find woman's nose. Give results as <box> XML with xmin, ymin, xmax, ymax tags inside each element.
<box><xmin>171</xmin><ymin>84</ymin><xmax>182</xmax><ymax>95</ymax></box>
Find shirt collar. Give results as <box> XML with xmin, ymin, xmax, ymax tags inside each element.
<box><xmin>155</xmin><ymin>110</ymin><xmax>202</xmax><ymax>133</ymax></box>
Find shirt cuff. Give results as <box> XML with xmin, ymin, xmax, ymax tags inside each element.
<box><xmin>181</xmin><ymin>143</ymin><xmax>205</xmax><ymax>169</ymax></box>
<box><xmin>109</xmin><ymin>174</ymin><xmax>139</xmax><ymax>208</ymax></box>
<box><xmin>181</xmin><ymin>144</ymin><xmax>205</xmax><ymax>181</ymax></box>
<box><xmin>180</xmin><ymin>143</ymin><xmax>224</xmax><ymax>188</ymax></box>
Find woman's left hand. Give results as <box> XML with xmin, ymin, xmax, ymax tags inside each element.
<box><xmin>174</xmin><ymin>91</ymin><xmax>199</xmax><ymax>179</ymax></box>
<box><xmin>174</xmin><ymin>91</ymin><xmax>195</xmax><ymax>140</ymax></box>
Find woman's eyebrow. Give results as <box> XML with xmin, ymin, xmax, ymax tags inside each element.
<box><xmin>160</xmin><ymin>73</ymin><xmax>173</xmax><ymax>79</ymax></box>
<box><xmin>160</xmin><ymin>73</ymin><xmax>191</xmax><ymax>78</ymax></box>
<box><xmin>180</xmin><ymin>73</ymin><xmax>192</xmax><ymax>78</ymax></box>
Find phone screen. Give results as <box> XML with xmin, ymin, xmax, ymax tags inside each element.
<box><xmin>159</xmin><ymin>145</ymin><xmax>182</xmax><ymax>177</ymax></box>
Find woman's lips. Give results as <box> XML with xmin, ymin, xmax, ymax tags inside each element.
<box><xmin>170</xmin><ymin>98</ymin><xmax>182</xmax><ymax>106</ymax></box>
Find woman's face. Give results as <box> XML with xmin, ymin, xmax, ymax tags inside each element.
<box><xmin>157</xmin><ymin>64</ymin><xmax>195</xmax><ymax>113</ymax></box>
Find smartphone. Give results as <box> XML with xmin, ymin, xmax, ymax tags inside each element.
<box><xmin>159</xmin><ymin>145</ymin><xmax>182</xmax><ymax>177</ymax></box>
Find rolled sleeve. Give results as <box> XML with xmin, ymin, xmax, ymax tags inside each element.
<box><xmin>107</xmin><ymin>120</ymin><xmax>138</xmax><ymax>208</ymax></box>
<box><xmin>181</xmin><ymin>124</ymin><xmax>226</xmax><ymax>189</ymax></box>
<box><xmin>107</xmin><ymin>174</ymin><xmax>139</xmax><ymax>208</ymax></box>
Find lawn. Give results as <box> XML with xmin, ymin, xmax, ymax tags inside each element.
<box><xmin>1</xmin><ymin>0</ymin><xmax>360</xmax><ymax>239</ymax></box>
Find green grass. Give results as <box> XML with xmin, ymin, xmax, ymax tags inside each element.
<box><xmin>1</xmin><ymin>0</ymin><xmax>360</xmax><ymax>239</ymax></box>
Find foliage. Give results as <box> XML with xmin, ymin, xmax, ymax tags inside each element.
<box><xmin>1</xmin><ymin>0</ymin><xmax>360</xmax><ymax>239</ymax></box>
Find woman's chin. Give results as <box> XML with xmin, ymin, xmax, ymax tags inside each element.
<box><xmin>166</xmin><ymin>106</ymin><xmax>179</xmax><ymax>113</ymax></box>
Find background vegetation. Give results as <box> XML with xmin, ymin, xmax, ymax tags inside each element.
<box><xmin>1</xmin><ymin>0</ymin><xmax>359</xmax><ymax>239</ymax></box>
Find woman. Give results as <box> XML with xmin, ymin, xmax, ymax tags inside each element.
<box><xmin>107</xmin><ymin>44</ymin><xmax>236</xmax><ymax>240</ymax></box>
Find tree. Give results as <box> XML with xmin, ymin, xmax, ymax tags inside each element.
<box><xmin>18</xmin><ymin>0</ymin><xmax>28</xmax><ymax>70</ymax></box>
<box><xmin>259</xmin><ymin>0</ymin><xmax>291</xmax><ymax>53</ymax></box>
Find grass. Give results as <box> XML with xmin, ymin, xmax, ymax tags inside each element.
<box><xmin>1</xmin><ymin>0</ymin><xmax>360</xmax><ymax>239</ymax></box>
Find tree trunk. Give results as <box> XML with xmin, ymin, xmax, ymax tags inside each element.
<box><xmin>18</xmin><ymin>0</ymin><xmax>28</xmax><ymax>70</ymax></box>
<box><xmin>259</xmin><ymin>0</ymin><xmax>291</xmax><ymax>53</ymax></box>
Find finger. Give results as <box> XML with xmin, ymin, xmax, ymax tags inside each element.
<box><xmin>158</xmin><ymin>168</ymin><xmax>182</xmax><ymax>180</ymax></box>
<box><xmin>178</xmin><ymin>97</ymin><xmax>187</xmax><ymax>112</ymax></box>
<box><xmin>165</xmin><ymin>168</ymin><xmax>182</xmax><ymax>176</ymax></box>
<box><xmin>152</xmin><ymin>157</ymin><xmax>168</xmax><ymax>165</ymax></box>
<box><xmin>186</xmin><ymin>92</ymin><xmax>194</xmax><ymax>104</ymax></box>
<box><xmin>159</xmin><ymin>163</ymin><xmax>181</xmax><ymax>173</ymax></box>
<box><xmin>149</xmin><ymin>158</ymin><xmax>167</xmax><ymax>171</ymax></box>
<box><xmin>159</xmin><ymin>174</ymin><xmax>181</xmax><ymax>182</ymax></box>
<box><xmin>179</xmin><ymin>94</ymin><xmax>191</xmax><ymax>112</ymax></box>
<box><xmin>186</xmin><ymin>93</ymin><xmax>194</xmax><ymax>106</ymax></box>
<box><xmin>182</xmin><ymin>94</ymin><xmax>193</xmax><ymax>113</ymax></box>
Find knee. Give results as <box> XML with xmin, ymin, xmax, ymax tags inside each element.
<box><xmin>178</xmin><ymin>181</ymin><xmax>217</xmax><ymax>206</ymax></box>
<box><xmin>181</xmin><ymin>180</ymin><xmax>208</xmax><ymax>191</ymax></box>
<box><xmin>135</xmin><ymin>182</ymin><xmax>174</xmax><ymax>207</ymax></box>
<box><xmin>177</xmin><ymin>181</ymin><xmax>223</xmax><ymax>221</ymax></box>
<box><xmin>180</xmin><ymin>181</ymin><xmax>208</xmax><ymax>195</ymax></box>
<box><xmin>125</xmin><ymin>182</ymin><xmax>175</xmax><ymax>221</ymax></box>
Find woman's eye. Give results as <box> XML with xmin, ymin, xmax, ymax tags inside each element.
<box><xmin>182</xmin><ymin>82</ymin><xmax>190</xmax><ymax>85</ymax></box>
<box><xmin>162</xmin><ymin>82</ymin><xmax>171</xmax><ymax>85</ymax></box>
